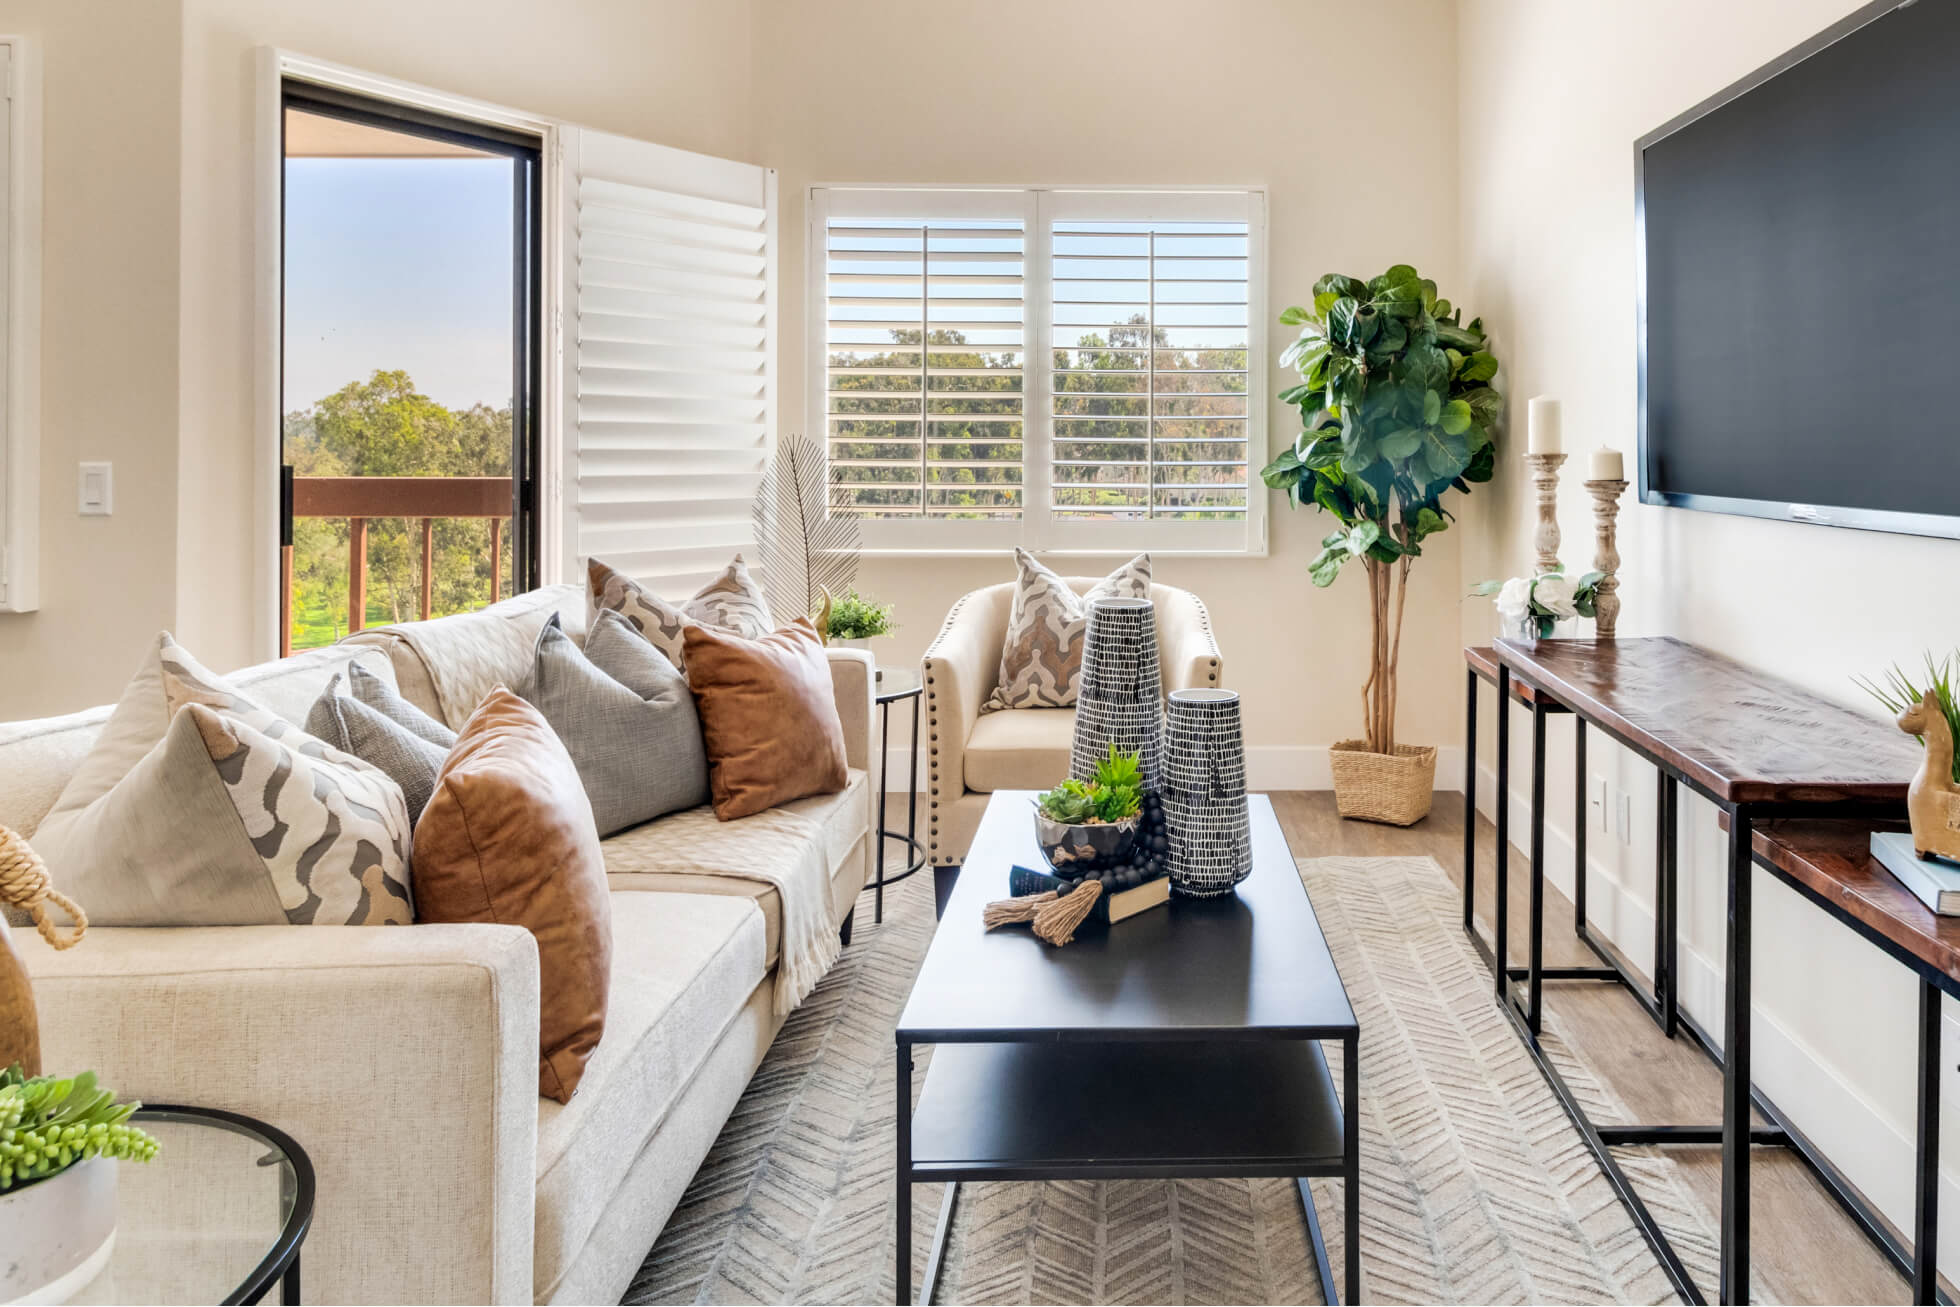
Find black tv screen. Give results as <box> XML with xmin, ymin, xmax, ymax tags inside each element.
<box><xmin>1637</xmin><ymin>0</ymin><xmax>1960</xmax><ymax>538</ymax></box>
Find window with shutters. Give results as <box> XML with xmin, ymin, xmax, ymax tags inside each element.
<box><xmin>808</xmin><ymin>187</ymin><xmax>1265</xmax><ymax>554</ymax></box>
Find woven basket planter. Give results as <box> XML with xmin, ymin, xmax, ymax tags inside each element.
<box><xmin>1329</xmin><ymin>741</ymin><xmax>1437</xmax><ymax>826</ymax></box>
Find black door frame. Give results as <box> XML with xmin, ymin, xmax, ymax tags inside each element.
<box><xmin>278</xmin><ymin>80</ymin><xmax>545</xmax><ymax>616</ymax></box>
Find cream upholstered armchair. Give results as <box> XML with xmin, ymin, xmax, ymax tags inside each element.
<box><xmin>922</xmin><ymin>579</ymin><xmax>1223</xmax><ymax>869</ymax></box>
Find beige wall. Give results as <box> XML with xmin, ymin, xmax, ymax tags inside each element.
<box><xmin>756</xmin><ymin>0</ymin><xmax>1469</xmax><ymax>778</ymax></box>
<box><xmin>175</xmin><ymin>0</ymin><xmax>758</xmax><ymax>674</ymax></box>
<box><xmin>1458</xmin><ymin>0</ymin><xmax>1960</xmax><ymax>1271</ymax></box>
<box><xmin>0</xmin><ymin>0</ymin><xmax>181</xmax><ymax>719</ymax></box>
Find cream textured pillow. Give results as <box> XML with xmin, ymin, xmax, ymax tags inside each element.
<box><xmin>587</xmin><ymin>555</ymin><xmax>775</xmax><ymax>675</ymax></box>
<box><xmin>985</xmin><ymin>549</ymin><xmax>1152</xmax><ymax>711</ymax></box>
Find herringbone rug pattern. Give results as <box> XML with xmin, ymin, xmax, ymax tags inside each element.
<box><xmin>627</xmin><ymin>854</ymin><xmax>1747</xmax><ymax>1305</ymax></box>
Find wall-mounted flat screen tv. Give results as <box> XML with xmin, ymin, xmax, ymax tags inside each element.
<box><xmin>1637</xmin><ymin>0</ymin><xmax>1960</xmax><ymax>539</ymax></box>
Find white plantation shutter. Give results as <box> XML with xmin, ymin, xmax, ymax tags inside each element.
<box><xmin>561</xmin><ymin>128</ymin><xmax>775</xmax><ymax>594</ymax></box>
<box><xmin>812</xmin><ymin>189</ymin><xmax>1028</xmax><ymax>543</ymax></box>
<box><xmin>809</xmin><ymin>187</ymin><xmax>1264</xmax><ymax>555</ymax></box>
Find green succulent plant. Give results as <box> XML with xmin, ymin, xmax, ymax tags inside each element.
<box><xmin>1259</xmin><ymin>265</ymin><xmax>1501</xmax><ymax>756</ymax></box>
<box><xmin>824</xmin><ymin>588</ymin><xmax>896</xmax><ymax>640</ymax></box>
<box><xmin>1036</xmin><ymin>745</ymin><xmax>1144</xmax><ymax>824</ymax></box>
<box><xmin>0</xmin><ymin>1066</ymin><xmax>160</xmax><ymax>1191</ymax></box>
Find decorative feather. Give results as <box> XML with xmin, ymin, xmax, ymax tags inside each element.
<box><xmin>751</xmin><ymin>432</ymin><xmax>860</xmax><ymax>626</ymax></box>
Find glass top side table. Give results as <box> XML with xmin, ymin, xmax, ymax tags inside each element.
<box><xmin>67</xmin><ymin>1105</ymin><xmax>314</xmax><ymax>1306</ymax></box>
<box><xmin>871</xmin><ymin>667</ymin><xmax>925</xmax><ymax>922</ymax></box>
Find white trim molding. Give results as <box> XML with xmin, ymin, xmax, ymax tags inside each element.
<box><xmin>0</xmin><ymin>36</ymin><xmax>41</xmax><ymax>613</ymax></box>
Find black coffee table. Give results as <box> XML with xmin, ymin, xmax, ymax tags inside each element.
<box><xmin>894</xmin><ymin>791</ymin><xmax>1360</xmax><ymax>1305</ymax></box>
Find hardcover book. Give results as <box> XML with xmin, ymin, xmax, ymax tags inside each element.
<box><xmin>1008</xmin><ymin>864</ymin><xmax>1170</xmax><ymax>927</ymax></box>
<box><xmin>1871</xmin><ymin>830</ymin><xmax>1960</xmax><ymax>915</ymax></box>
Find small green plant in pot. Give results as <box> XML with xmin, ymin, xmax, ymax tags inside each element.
<box><xmin>1858</xmin><ymin>652</ymin><xmax>1960</xmax><ymax>863</ymax></box>
<box><xmin>0</xmin><ymin>1066</ymin><xmax>158</xmax><ymax>1192</ymax></box>
<box><xmin>1034</xmin><ymin>745</ymin><xmax>1144</xmax><ymax>872</ymax></box>
<box><xmin>1260</xmin><ymin>265</ymin><xmax>1501</xmax><ymax>825</ymax></box>
<box><xmin>823</xmin><ymin>588</ymin><xmax>896</xmax><ymax>649</ymax></box>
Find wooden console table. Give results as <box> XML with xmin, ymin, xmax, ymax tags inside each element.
<box><xmin>1486</xmin><ymin>636</ymin><xmax>1916</xmax><ymax>1305</ymax></box>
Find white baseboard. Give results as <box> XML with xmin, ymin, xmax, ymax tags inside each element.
<box><xmin>879</xmin><ymin>744</ymin><xmax>1466</xmax><ymax>795</ymax></box>
<box><xmin>1473</xmin><ymin>758</ymin><xmax>1960</xmax><ymax>1278</ymax></box>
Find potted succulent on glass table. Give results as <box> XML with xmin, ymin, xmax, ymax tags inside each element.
<box><xmin>823</xmin><ymin>587</ymin><xmax>897</xmax><ymax>653</ymax></box>
<box><xmin>0</xmin><ymin>1066</ymin><xmax>160</xmax><ymax>1304</ymax></box>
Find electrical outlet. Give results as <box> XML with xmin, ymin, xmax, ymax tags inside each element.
<box><xmin>1618</xmin><ymin>792</ymin><xmax>1633</xmax><ymax>844</ymax></box>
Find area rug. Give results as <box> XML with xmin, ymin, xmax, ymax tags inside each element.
<box><xmin>626</xmin><ymin>855</ymin><xmax>1749</xmax><ymax>1305</ymax></box>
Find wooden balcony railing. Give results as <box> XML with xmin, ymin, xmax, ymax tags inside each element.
<box><xmin>283</xmin><ymin>475</ymin><xmax>514</xmax><ymax>656</ymax></box>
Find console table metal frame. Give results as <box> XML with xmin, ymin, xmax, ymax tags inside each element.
<box><xmin>1466</xmin><ymin>641</ymin><xmax>1915</xmax><ymax>1305</ymax></box>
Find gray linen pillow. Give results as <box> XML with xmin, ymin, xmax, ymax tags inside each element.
<box><xmin>306</xmin><ymin>673</ymin><xmax>450</xmax><ymax>825</ymax></box>
<box><xmin>346</xmin><ymin>662</ymin><xmax>458</xmax><ymax>748</ymax></box>
<box><xmin>520</xmin><ymin>610</ymin><xmax>710</xmax><ymax>836</ymax></box>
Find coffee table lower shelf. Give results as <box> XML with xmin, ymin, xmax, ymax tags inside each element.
<box><xmin>896</xmin><ymin>1038</ymin><xmax>1358</xmax><ymax>1305</ymax></box>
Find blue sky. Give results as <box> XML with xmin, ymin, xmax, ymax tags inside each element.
<box><xmin>284</xmin><ymin>156</ymin><xmax>515</xmax><ymax>413</ymax></box>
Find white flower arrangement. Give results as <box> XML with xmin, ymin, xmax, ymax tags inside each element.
<box><xmin>1472</xmin><ymin>566</ymin><xmax>1606</xmax><ymax>637</ymax></box>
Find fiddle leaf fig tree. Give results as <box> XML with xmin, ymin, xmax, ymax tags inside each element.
<box><xmin>1260</xmin><ymin>265</ymin><xmax>1501</xmax><ymax>756</ymax></box>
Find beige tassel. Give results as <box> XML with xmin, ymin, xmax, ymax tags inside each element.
<box><xmin>1032</xmin><ymin>880</ymin><xmax>1102</xmax><ymax>946</ymax></box>
<box><xmin>0</xmin><ymin>825</ymin><xmax>87</xmax><ymax>950</ymax></box>
<box><xmin>983</xmin><ymin>891</ymin><xmax>1056</xmax><ymax>930</ymax></box>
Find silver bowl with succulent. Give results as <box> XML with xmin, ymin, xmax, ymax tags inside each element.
<box><xmin>1034</xmin><ymin>745</ymin><xmax>1144</xmax><ymax>874</ymax></box>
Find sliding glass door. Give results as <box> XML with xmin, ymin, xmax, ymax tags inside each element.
<box><xmin>280</xmin><ymin>84</ymin><xmax>541</xmax><ymax>652</ymax></box>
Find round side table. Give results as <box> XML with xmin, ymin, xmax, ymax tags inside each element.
<box><xmin>67</xmin><ymin>1104</ymin><xmax>314</xmax><ymax>1305</ymax></box>
<box><xmin>871</xmin><ymin>667</ymin><xmax>925</xmax><ymax>923</ymax></box>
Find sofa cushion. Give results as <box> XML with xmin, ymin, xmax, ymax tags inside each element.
<box><xmin>305</xmin><ymin>674</ymin><xmax>450</xmax><ymax>825</ymax></box>
<box><xmin>532</xmin><ymin>891</ymin><xmax>766</xmax><ymax>1298</ymax></box>
<box><xmin>520</xmin><ymin>612</ymin><xmax>709</xmax><ymax>836</ymax></box>
<box><xmin>586</xmin><ymin>556</ymin><xmax>774</xmax><ymax>676</ymax></box>
<box><xmin>600</xmin><ymin>769</ymin><xmax>869</xmax><ymax>967</ymax></box>
<box><xmin>415</xmin><ymin>689</ymin><xmax>611</xmax><ymax>1103</ymax></box>
<box><xmin>985</xmin><ymin>548</ymin><xmax>1150</xmax><ymax>711</ymax></box>
<box><xmin>963</xmin><ymin>706</ymin><xmax>1077</xmax><ymax>793</ymax></box>
<box><xmin>684</xmin><ymin>618</ymin><xmax>848</xmax><ymax>820</ymax></box>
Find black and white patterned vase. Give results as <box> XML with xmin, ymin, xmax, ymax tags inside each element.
<box><xmin>1068</xmin><ymin>596</ymin><xmax>1163</xmax><ymax>792</ymax></box>
<box><xmin>1162</xmin><ymin>687</ymin><xmax>1251</xmax><ymax>897</ymax></box>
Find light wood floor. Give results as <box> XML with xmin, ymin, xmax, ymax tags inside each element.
<box><xmin>1263</xmin><ymin>790</ymin><xmax>1914</xmax><ymax>1306</ymax></box>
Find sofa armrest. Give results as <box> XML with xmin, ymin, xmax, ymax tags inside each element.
<box><xmin>25</xmin><ymin>924</ymin><xmax>542</xmax><ymax>1306</ymax></box>
<box><xmin>826</xmin><ymin>647</ymin><xmax>876</xmax><ymax>780</ymax></box>
<box><xmin>1154</xmin><ymin>585</ymin><xmax>1224</xmax><ymax>692</ymax></box>
<box><xmin>922</xmin><ymin>583</ymin><xmax>1012</xmax><ymax>863</ymax></box>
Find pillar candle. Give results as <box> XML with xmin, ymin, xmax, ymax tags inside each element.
<box><xmin>1526</xmin><ymin>396</ymin><xmax>1562</xmax><ymax>455</ymax></box>
<box><xmin>1589</xmin><ymin>447</ymin><xmax>1624</xmax><ymax>481</ymax></box>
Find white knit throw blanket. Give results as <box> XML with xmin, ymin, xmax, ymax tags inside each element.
<box><xmin>600</xmin><ymin>796</ymin><xmax>846</xmax><ymax>1015</ymax></box>
<box><xmin>384</xmin><ymin>605</ymin><xmax>555</xmax><ymax>728</ymax></box>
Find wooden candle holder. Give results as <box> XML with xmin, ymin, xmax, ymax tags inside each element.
<box><xmin>1525</xmin><ymin>452</ymin><xmax>1566</xmax><ymax>574</ymax></box>
<box><xmin>1585</xmin><ymin>477</ymin><xmax>1628</xmax><ymax>638</ymax></box>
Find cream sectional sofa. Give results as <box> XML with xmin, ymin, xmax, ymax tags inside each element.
<box><xmin>0</xmin><ymin>584</ymin><xmax>875</xmax><ymax>1305</ymax></box>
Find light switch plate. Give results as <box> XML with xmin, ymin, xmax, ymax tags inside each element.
<box><xmin>78</xmin><ymin>462</ymin><xmax>112</xmax><ymax>516</ymax></box>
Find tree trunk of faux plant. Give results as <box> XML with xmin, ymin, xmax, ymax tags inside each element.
<box><xmin>1358</xmin><ymin>551</ymin><xmax>1411</xmax><ymax>757</ymax></box>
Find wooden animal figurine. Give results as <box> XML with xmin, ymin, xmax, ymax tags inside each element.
<box><xmin>1897</xmin><ymin>690</ymin><xmax>1960</xmax><ymax>863</ymax></box>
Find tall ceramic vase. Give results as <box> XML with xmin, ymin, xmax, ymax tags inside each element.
<box><xmin>1069</xmin><ymin>597</ymin><xmax>1163</xmax><ymax>791</ymax></box>
<box><xmin>1162</xmin><ymin>688</ymin><xmax>1251</xmax><ymax>897</ymax></box>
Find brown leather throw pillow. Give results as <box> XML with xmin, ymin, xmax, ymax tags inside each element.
<box><xmin>412</xmin><ymin>687</ymin><xmax>612</xmax><ymax>1102</ymax></box>
<box><xmin>683</xmin><ymin>618</ymin><xmax>849</xmax><ymax>821</ymax></box>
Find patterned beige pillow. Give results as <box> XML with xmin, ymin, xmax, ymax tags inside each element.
<box><xmin>587</xmin><ymin>555</ymin><xmax>775</xmax><ymax>674</ymax></box>
<box><xmin>29</xmin><ymin>637</ymin><xmax>414</xmax><ymax>926</ymax></box>
<box><xmin>985</xmin><ymin>549</ymin><xmax>1151</xmax><ymax>711</ymax></box>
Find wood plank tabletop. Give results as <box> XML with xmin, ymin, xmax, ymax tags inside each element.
<box><xmin>1464</xmin><ymin>644</ymin><xmax>1562</xmax><ymax>708</ymax></box>
<box><xmin>1492</xmin><ymin>636</ymin><xmax>1918</xmax><ymax>805</ymax></box>
<box><xmin>1748</xmin><ymin>819</ymin><xmax>1960</xmax><ymax>986</ymax></box>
